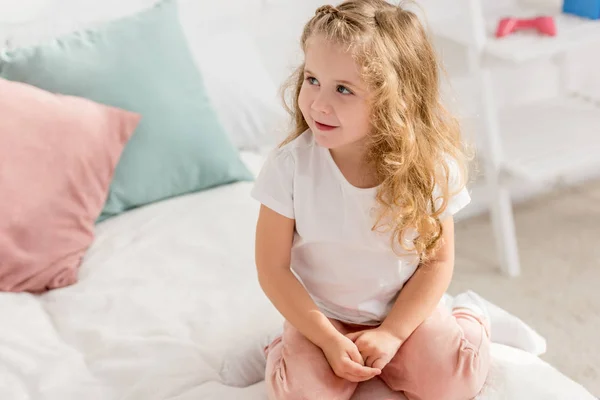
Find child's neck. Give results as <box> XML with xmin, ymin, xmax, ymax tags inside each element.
<box><xmin>329</xmin><ymin>141</ymin><xmax>379</xmax><ymax>189</ymax></box>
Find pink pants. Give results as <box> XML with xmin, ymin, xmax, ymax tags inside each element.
<box><xmin>265</xmin><ymin>306</ymin><xmax>491</xmax><ymax>400</ymax></box>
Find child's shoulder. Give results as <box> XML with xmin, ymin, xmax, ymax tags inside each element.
<box><xmin>254</xmin><ymin>130</ymin><xmax>315</xmax><ymax>195</ymax></box>
<box><xmin>268</xmin><ymin>129</ymin><xmax>315</xmax><ymax>162</ymax></box>
<box><xmin>278</xmin><ymin>129</ymin><xmax>314</xmax><ymax>153</ymax></box>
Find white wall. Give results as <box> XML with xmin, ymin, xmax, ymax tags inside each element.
<box><xmin>3</xmin><ymin>0</ymin><xmax>597</xmax><ymax>107</ymax></box>
<box><xmin>2</xmin><ymin>0</ymin><xmax>599</xmax><ymax>219</ymax></box>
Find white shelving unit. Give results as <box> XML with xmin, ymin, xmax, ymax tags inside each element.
<box><xmin>434</xmin><ymin>3</ymin><xmax>600</xmax><ymax>63</ymax></box>
<box><xmin>432</xmin><ymin>0</ymin><xmax>600</xmax><ymax>277</ymax></box>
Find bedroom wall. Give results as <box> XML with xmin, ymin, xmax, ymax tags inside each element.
<box><xmin>7</xmin><ymin>0</ymin><xmax>596</xmax><ymax>104</ymax></box>
<box><xmin>3</xmin><ymin>0</ymin><xmax>598</xmax><ymax>100</ymax></box>
<box><xmin>2</xmin><ymin>0</ymin><xmax>599</xmax><ymax>218</ymax></box>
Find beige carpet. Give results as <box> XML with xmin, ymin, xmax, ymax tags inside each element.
<box><xmin>450</xmin><ymin>179</ymin><xmax>600</xmax><ymax>396</ymax></box>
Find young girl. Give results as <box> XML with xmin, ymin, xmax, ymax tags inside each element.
<box><xmin>252</xmin><ymin>1</ymin><xmax>491</xmax><ymax>399</ymax></box>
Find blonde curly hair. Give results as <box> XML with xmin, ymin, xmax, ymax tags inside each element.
<box><xmin>280</xmin><ymin>0</ymin><xmax>471</xmax><ymax>261</ymax></box>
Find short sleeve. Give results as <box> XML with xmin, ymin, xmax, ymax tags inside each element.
<box><xmin>250</xmin><ymin>148</ymin><xmax>295</xmax><ymax>219</ymax></box>
<box><xmin>432</xmin><ymin>157</ymin><xmax>471</xmax><ymax>220</ymax></box>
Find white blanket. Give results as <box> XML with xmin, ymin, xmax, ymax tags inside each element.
<box><xmin>0</xmin><ymin>157</ymin><xmax>596</xmax><ymax>399</ymax></box>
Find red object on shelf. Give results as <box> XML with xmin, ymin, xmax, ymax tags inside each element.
<box><xmin>495</xmin><ymin>16</ymin><xmax>557</xmax><ymax>38</ymax></box>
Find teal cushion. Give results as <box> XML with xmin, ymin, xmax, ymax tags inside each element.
<box><xmin>0</xmin><ymin>0</ymin><xmax>253</xmax><ymax>221</ymax></box>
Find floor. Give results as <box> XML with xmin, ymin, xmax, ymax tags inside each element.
<box><xmin>451</xmin><ymin>179</ymin><xmax>600</xmax><ymax>396</ymax></box>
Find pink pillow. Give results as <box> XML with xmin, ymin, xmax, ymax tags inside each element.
<box><xmin>0</xmin><ymin>78</ymin><xmax>140</xmax><ymax>293</ymax></box>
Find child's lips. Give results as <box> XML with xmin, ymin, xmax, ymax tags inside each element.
<box><xmin>315</xmin><ymin>121</ymin><xmax>338</xmax><ymax>131</ymax></box>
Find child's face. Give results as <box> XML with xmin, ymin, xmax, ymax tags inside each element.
<box><xmin>299</xmin><ymin>35</ymin><xmax>371</xmax><ymax>152</ymax></box>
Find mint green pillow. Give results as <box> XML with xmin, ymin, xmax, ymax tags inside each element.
<box><xmin>0</xmin><ymin>0</ymin><xmax>253</xmax><ymax>221</ymax></box>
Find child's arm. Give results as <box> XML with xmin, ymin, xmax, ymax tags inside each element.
<box><xmin>379</xmin><ymin>216</ymin><xmax>456</xmax><ymax>342</ymax></box>
<box><xmin>255</xmin><ymin>205</ymin><xmax>381</xmax><ymax>382</ymax></box>
<box><xmin>255</xmin><ymin>205</ymin><xmax>338</xmax><ymax>347</ymax></box>
<box><xmin>346</xmin><ymin>217</ymin><xmax>456</xmax><ymax>370</ymax></box>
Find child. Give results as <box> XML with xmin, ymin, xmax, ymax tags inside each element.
<box><xmin>251</xmin><ymin>1</ymin><xmax>491</xmax><ymax>399</ymax></box>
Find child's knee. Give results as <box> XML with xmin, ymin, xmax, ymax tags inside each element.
<box><xmin>266</xmin><ymin>323</ymin><xmax>357</xmax><ymax>400</ymax></box>
<box><xmin>420</xmin><ymin>336</ymin><xmax>490</xmax><ymax>399</ymax></box>
<box><xmin>266</xmin><ymin>357</ymin><xmax>355</xmax><ymax>400</ymax></box>
<box><xmin>382</xmin><ymin>310</ymin><xmax>490</xmax><ymax>398</ymax></box>
<box><xmin>384</xmin><ymin>349</ymin><xmax>488</xmax><ymax>400</ymax></box>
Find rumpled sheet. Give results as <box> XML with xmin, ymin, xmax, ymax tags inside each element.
<box><xmin>0</xmin><ymin>172</ymin><xmax>595</xmax><ymax>399</ymax></box>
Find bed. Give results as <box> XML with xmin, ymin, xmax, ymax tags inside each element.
<box><xmin>0</xmin><ymin>151</ymin><xmax>595</xmax><ymax>400</ymax></box>
<box><xmin>0</xmin><ymin>0</ymin><xmax>597</xmax><ymax>399</ymax></box>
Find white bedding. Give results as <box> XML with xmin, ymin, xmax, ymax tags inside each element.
<box><xmin>0</xmin><ymin>153</ymin><xmax>596</xmax><ymax>400</ymax></box>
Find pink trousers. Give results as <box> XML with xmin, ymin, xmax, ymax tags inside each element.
<box><xmin>264</xmin><ymin>306</ymin><xmax>491</xmax><ymax>400</ymax></box>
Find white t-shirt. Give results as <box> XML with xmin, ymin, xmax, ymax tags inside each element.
<box><xmin>251</xmin><ymin>130</ymin><xmax>470</xmax><ymax>325</ymax></box>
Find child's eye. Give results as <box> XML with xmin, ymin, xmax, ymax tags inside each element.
<box><xmin>306</xmin><ymin>77</ymin><xmax>319</xmax><ymax>86</ymax></box>
<box><xmin>337</xmin><ymin>85</ymin><xmax>353</xmax><ymax>95</ymax></box>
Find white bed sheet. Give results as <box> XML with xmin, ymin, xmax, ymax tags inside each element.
<box><xmin>0</xmin><ymin>153</ymin><xmax>596</xmax><ymax>400</ymax></box>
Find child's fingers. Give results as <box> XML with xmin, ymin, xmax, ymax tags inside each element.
<box><xmin>342</xmin><ymin>357</ymin><xmax>381</xmax><ymax>378</ymax></box>
<box><xmin>343</xmin><ymin>370</ymin><xmax>381</xmax><ymax>383</ymax></box>
<box><xmin>347</xmin><ymin>345</ymin><xmax>365</xmax><ymax>366</ymax></box>
<box><xmin>341</xmin><ymin>368</ymin><xmax>380</xmax><ymax>383</ymax></box>
<box><xmin>371</xmin><ymin>357</ymin><xmax>389</xmax><ymax>371</ymax></box>
<box><xmin>343</xmin><ymin>373</ymin><xmax>373</xmax><ymax>383</ymax></box>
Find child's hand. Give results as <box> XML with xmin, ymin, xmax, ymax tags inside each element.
<box><xmin>320</xmin><ymin>332</ymin><xmax>382</xmax><ymax>382</ymax></box>
<box><xmin>346</xmin><ymin>328</ymin><xmax>403</xmax><ymax>370</ymax></box>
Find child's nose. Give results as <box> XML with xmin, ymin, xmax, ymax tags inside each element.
<box><xmin>311</xmin><ymin>92</ymin><xmax>333</xmax><ymax>115</ymax></box>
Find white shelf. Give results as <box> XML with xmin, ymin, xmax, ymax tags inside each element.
<box><xmin>433</xmin><ymin>5</ymin><xmax>600</xmax><ymax>64</ymax></box>
<box><xmin>431</xmin><ymin>1</ymin><xmax>600</xmax><ymax>276</ymax></box>
<box><xmin>465</xmin><ymin>96</ymin><xmax>600</xmax><ymax>182</ymax></box>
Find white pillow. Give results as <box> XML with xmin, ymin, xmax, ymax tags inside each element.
<box><xmin>188</xmin><ymin>27</ymin><xmax>289</xmax><ymax>151</ymax></box>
